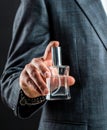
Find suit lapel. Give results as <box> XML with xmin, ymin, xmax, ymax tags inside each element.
<box><xmin>75</xmin><ymin>0</ymin><xmax>107</xmax><ymax>49</ymax></box>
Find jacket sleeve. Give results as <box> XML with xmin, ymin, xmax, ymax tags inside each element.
<box><xmin>0</xmin><ymin>0</ymin><xmax>50</xmax><ymax>118</ymax></box>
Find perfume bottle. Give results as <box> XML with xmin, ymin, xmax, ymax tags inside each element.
<box><xmin>46</xmin><ymin>46</ymin><xmax>71</xmax><ymax>100</ymax></box>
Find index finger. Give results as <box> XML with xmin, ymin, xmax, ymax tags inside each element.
<box><xmin>43</xmin><ymin>41</ymin><xmax>59</xmax><ymax>60</ymax></box>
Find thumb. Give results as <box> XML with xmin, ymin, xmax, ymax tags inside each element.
<box><xmin>43</xmin><ymin>41</ymin><xmax>59</xmax><ymax>60</ymax></box>
<box><xmin>66</xmin><ymin>76</ymin><xmax>75</xmax><ymax>86</ymax></box>
<box><xmin>58</xmin><ymin>76</ymin><xmax>75</xmax><ymax>87</ymax></box>
<box><xmin>47</xmin><ymin>76</ymin><xmax>75</xmax><ymax>92</ymax></box>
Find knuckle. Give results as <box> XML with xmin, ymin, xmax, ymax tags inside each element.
<box><xmin>31</xmin><ymin>70</ymin><xmax>37</xmax><ymax>78</ymax></box>
<box><xmin>26</xmin><ymin>77</ymin><xmax>32</xmax><ymax>85</ymax></box>
<box><xmin>19</xmin><ymin>72</ymin><xmax>26</xmax><ymax>86</ymax></box>
<box><xmin>25</xmin><ymin>63</ymin><xmax>31</xmax><ymax>70</ymax></box>
<box><xmin>19</xmin><ymin>75</ymin><xmax>24</xmax><ymax>84</ymax></box>
<box><xmin>31</xmin><ymin>58</ymin><xmax>39</xmax><ymax>64</ymax></box>
<box><xmin>20</xmin><ymin>79</ymin><xmax>27</xmax><ymax>89</ymax></box>
<box><xmin>31</xmin><ymin>58</ymin><xmax>36</xmax><ymax>63</ymax></box>
<box><xmin>25</xmin><ymin>63</ymin><xmax>37</xmax><ymax>77</ymax></box>
<box><xmin>21</xmin><ymin>83</ymin><xmax>27</xmax><ymax>90</ymax></box>
<box><xmin>31</xmin><ymin>58</ymin><xmax>43</xmax><ymax>66</ymax></box>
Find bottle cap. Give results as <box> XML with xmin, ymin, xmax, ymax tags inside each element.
<box><xmin>51</xmin><ymin>46</ymin><xmax>62</xmax><ymax>66</ymax></box>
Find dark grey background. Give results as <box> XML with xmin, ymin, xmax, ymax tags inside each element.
<box><xmin>0</xmin><ymin>0</ymin><xmax>41</xmax><ymax>130</ymax></box>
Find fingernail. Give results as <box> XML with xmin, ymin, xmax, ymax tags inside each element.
<box><xmin>44</xmin><ymin>88</ymin><xmax>49</xmax><ymax>94</ymax></box>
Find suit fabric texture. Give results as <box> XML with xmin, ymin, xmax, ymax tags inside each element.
<box><xmin>1</xmin><ymin>0</ymin><xmax>107</xmax><ymax>129</ymax></box>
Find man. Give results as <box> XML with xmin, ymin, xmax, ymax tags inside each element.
<box><xmin>1</xmin><ymin>0</ymin><xmax>107</xmax><ymax>129</ymax></box>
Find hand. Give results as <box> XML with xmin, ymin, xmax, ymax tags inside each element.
<box><xmin>19</xmin><ymin>41</ymin><xmax>75</xmax><ymax>98</ymax></box>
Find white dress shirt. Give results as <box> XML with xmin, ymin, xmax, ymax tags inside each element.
<box><xmin>101</xmin><ymin>0</ymin><xmax>107</xmax><ymax>15</ymax></box>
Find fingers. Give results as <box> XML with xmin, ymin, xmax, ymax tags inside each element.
<box><xmin>25</xmin><ymin>63</ymin><xmax>48</xmax><ymax>94</ymax></box>
<box><xmin>31</xmin><ymin>58</ymin><xmax>50</xmax><ymax>78</ymax></box>
<box><xmin>19</xmin><ymin>60</ymin><xmax>50</xmax><ymax>98</ymax></box>
<box><xmin>43</xmin><ymin>41</ymin><xmax>59</xmax><ymax>60</ymax></box>
<box><xmin>19</xmin><ymin>70</ymin><xmax>42</xmax><ymax>98</ymax></box>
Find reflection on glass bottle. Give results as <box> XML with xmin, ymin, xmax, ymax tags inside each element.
<box><xmin>46</xmin><ymin>46</ymin><xmax>71</xmax><ymax>100</ymax></box>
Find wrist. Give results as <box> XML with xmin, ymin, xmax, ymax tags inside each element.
<box><xmin>19</xmin><ymin>90</ymin><xmax>46</xmax><ymax>106</ymax></box>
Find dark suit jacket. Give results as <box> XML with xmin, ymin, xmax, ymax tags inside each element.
<box><xmin>1</xmin><ymin>0</ymin><xmax>107</xmax><ymax>129</ymax></box>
